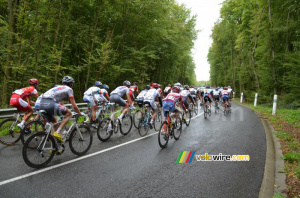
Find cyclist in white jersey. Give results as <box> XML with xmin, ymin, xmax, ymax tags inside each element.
<box><xmin>39</xmin><ymin>76</ymin><xmax>82</xmax><ymax>142</ymax></box>
<box><xmin>83</xmin><ymin>81</ymin><xmax>104</xmax><ymax>124</ymax></box>
<box><xmin>181</xmin><ymin>85</ymin><xmax>195</xmax><ymax>108</ymax></box>
<box><xmin>213</xmin><ymin>88</ymin><xmax>220</xmax><ymax>109</ymax></box>
<box><xmin>136</xmin><ymin>85</ymin><xmax>150</xmax><ymax>107</ymax></box>
<box><xmin>144</xmin><ymin>83</ymin><xmax>162</xmax><ymax>129</ymax></box>
<box><xmin>109</xmin><ymin>80</ymin><xmax>132</xmax><ymax>121</ymax></box>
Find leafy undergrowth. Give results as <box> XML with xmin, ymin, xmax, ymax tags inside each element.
<box><xmin>239</xmin><ymin>101</ymin><xmax>300</xmax><ymax>198</ymax></box>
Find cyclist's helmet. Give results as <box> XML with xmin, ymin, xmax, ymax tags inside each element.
<box><xmin>62</xmin><ymin>76</ymin><xmax>75</xmax><ymax>84</ymax></box>
<box><xmin>123</xmin><ymin>80</ymin><xmax>131</xmax><ymax>87</ymax></box>
<box><xmin>224</xmin><ymin>87</ymin><xmax>228</xmax><ymax>90</ymax></box>
<box><xmin>172</xmin><ymin>86</ymin><xmax>180</xmax><ymax>93</ymax></box>
<box><xmin>190</xmin><ymin>85</ymin><xmax>194</xmax><ymax>88</ymax></box>
<box><xmin>184</xmin><ymin>85</ymin><xmax>189</xmax><ymax>90</ymax></box>
<box><xmin>103</xmin><ymin>84</ymin><xmax>109</xmax><ymax>90</ymax></box>
<box><xmin>29</xmin><ymin>78</ymin><xmax>39</xmax><ymax>86</ymax></box>
<box><xmin>152</xmin><ymin>83</ymin><xmax>159</xmax><ymax>89</ymax></box>
<box><xmin>216</xmin><ymin>88</ymin><xmax>219</xmax><ymax>91</ymax></box>
<box><xmin>145</xmin><ymin>85</ymin><xmax>150</xmax><ymax>90</ymax></box>
<box><xmin>133</xmin><ymin>82</ymin><xmax>138</xmax><ymax>86</ymax></box>
<box><xmin>158</xmin><ymin>84</ymin><xmax>161</xmax><ymax>88</ymax></box>
<box><xmin>174</xmin><ymin>82</ymin><xmax>182</xmax><ymax>87</ymax></box>
<box><xmin>95</xmin><ymin>81</ymin><xmax>102</xmax><ymax>87</ymax></box>
<box><xmin>167</xmin><ymin>84</ymin><xmax>171</xmax><ymax>87</ymax></box>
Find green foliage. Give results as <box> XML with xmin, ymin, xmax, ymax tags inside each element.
<box><xmin>208</xmin><ymin>0</ymin><xmax>300</xmax><ymax>109</ymax></box>
<box><xmin>0</xmin><ymin>0</ymin><xmax>197</xmax><ymax>106</ymax></box>
<box><xmin>281</xmin><ymin>151</ymin><xmax>300</xmax><ymax>163</ymax></box>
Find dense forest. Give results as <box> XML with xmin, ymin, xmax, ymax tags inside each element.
<box><xmin>0</xmin><ymin>0</ymin><xmax>198</xmax><ymax>107</ymax></box>
<box><xmin>208</xmin><ymin>0</ymin><xmax>300</xmax><ymax>108</ymax></box>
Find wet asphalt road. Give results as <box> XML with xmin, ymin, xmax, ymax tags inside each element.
<box><xmin>0</xmin><ymin>103</ymin><xmax>266</xmax><ymax>198</ymax></box>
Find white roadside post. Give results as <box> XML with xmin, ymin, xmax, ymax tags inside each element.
<box><xmin>272</xmin><ymin>95</ymin><xmax>277</xmax><ymax>115</ymax></box>
<box><xmin>254</xmin><ymin>93</ymin><xmax>258</xmax><ymax>106</ymax></box>
<box><xmin>240</xmin><ymin>92</ymin><xmax>243</xmax><ymax>103</ymax></box>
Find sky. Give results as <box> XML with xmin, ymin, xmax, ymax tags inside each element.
<box><xmin>176</xmin><ymin>0</ymin><xmax>224</xmax><ymax>81</ymax></box>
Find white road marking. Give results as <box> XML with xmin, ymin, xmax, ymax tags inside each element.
<box><xmin>0</xmin><ymin>112</ymin><xmax>203</xmax><ymax>186</ymax></box>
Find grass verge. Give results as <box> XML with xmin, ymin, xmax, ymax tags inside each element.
<box><xmin>236</xmin><ymin>99</ymin><xmax>300</xmax><ymax>197</ymax></box>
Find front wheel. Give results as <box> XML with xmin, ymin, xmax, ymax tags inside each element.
<box><xmin>22</xmin><ymin>132</ymin><xmax>56</xmax><ymax>168</ymax></box>
<box><xmin>138</xmin><ymin>115</ymin><xmax>149</xmax><ymax>137</ymax></box>
<box><xmin>158</xmin><ymin>121</ymin><xmax>169</xmax><ymax>149</ymax></box>
<box><xmin>69</xmin><ymin>125</ymin><xmax>92</xmax><ymax>156</ymax></box>
<box><xmin>120</xmin><ymin>114</ymin><xmax>132</xmax><ymax>135</ymax></box>
<box><xmin>0</xmin><ymin>118</ymin><xmax>21</xmax><ymax>146</ymax></box>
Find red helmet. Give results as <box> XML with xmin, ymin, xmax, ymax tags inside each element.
<box><xmin>152</xmin><ymin>83</ymin><xmax>159</xmax><ymax>88</ymax></box>
<box><xmin>224</xmin><ymin>87</ymin><xmax>228</xmax><ymax>90</ymax></box>
<box><xmin>29</xmin><ymin>78</ymin><xmax>39</xmax><ymax>85</ymax></box>
<box><xmin>172</xmin><ymin>86</ymin><xmax>180</xmax><ymax>93</ymax></box>
<box><xmin>158</xmin><ymin>84</ymin><xmax>161</xmax><ymax>88</ymax></box>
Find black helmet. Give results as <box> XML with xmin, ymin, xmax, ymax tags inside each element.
<box><xmin>62</xmin><ymin>76</ymin><xmax>75</xmax><ymax>84</ymax></box>
<box><xmin>123</xmin><ymin>80</ymin><xmax>131</xmax><ymax>87</ymax></box>
<box><xmin>145</xmin><ymin>85</ymin><xmax>150</xmax><ymax>90</ymax></box>
<box><xmin>184</xmin><ymin>85</ymin><xmax>189</xmax><ymax>90</ymax></box>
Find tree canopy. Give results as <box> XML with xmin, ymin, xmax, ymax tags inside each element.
<box><xmin>0</xmin><ymin>0</ymin><xmax>198</xmax><ymax>107</ymax></box>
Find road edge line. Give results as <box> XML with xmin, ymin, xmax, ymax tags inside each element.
<box><xmin>234</xmin><ymin>102</ymin><xmax>287</xmax><ymax>198</ymax></box>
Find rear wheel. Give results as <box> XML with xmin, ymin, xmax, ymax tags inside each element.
<box><xmin>204</xmin><ymin>105</ymin><xmax>208</xmax><ymax>119</ymax></box>
<box><xmin>153</xmin><ymin>111</ymin><xmax>162</xmax><ymax>131</ymax></box>
<box><xmin>120</xmin><ymin>114</ymin><xmax>132</xmax><ymax>135</ymax></box>
<box><xmin>184</xmin><ymin>111</ymin><xmax>191</xmax><ymax>126</ymax></box>
<box><xmin>22</xmin><ymin>132</ymin><xmax>56</xmax><ymax>168</ymax></box>
<box><xmin>21</xmin><ymin>121</ymin><xmax>45</xmax><ymax>145</ymax></box>
<box><xmin>133</xmin><ymin>110</ymin><xmax>142</xmax><ymax>129</ymax></box>
<box><xmin>0</xmin><ymin>118</ymin><xmax>21</xmax><ymax>146</ymax></box>
<box><xmin>138</xmin><ymin>115</ymin><xmax>149</xmax><ymax>137</ymax></box>
<box><xmin>97</xmin><ymin>117</ymin><xmax>112</xmax><ymax>142</ymax></box>
<box><xmin>158</xmin><ymin>121</ymin><xmax>169</xmax><ymax>149</ymax></box>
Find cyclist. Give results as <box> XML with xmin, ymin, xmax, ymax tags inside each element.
<box><xmin>189</xmin><ymin>85</ymin><xmax>198</xmax><ymax>106</ymax></box>
<box><xmin>39</xmin><ymin>76</ymin><xmax>82</xmax><ymax>142</ymax></box>
<box><xmin>129</xmin><ymin>82</ymin><xmax>139</xmax><ymax>109</ymax></box>
<box><xmin>136</xmin><ymin>85</ymin><xmax>150</xmax><ymax>108</ymax></box>
<box><xmin>144</xmin><ymin>83</ymin><xmax>162</xmax><ymax>129</ymax></box>
<box><xmin>181</xmin><ymin>85</ymin><xmax>195</xmax><ymax>109</ymax></box>
<box><xmin>83</xmin><ymin>81</ymin><xmax>103</xmax><ymax>124</ymax></box>
<box><xmin>228</xmin><ymin>86</ymin><xmax>233</xmax><ymax>107</ymax></box>
<box><xmin>213</xmin><ymin>87</ymin><xmax>220</xmax><ymax>109</ymax></box>
<box><xmin>203</xmin><ymin>86</ymin><xmax>213</xmax><ymax>110</ymax></box>
<box><xmin>222</xmin><ymin>87</ymin><xmax>230</xmax><ymax>112</ymax></box>
<box><xmin>164</xmin><ymin>84</ymin><xmax>172</xmax><ymax>97</ymax></box>
<box><xmin>162</xmin><ymin>86</ymin><xmax>187</xmax><ymax>133</ymax></box>
<box><xmin>101</xmin><ymin>84</ymin><xmax>110</xmax><ymax>101</ymax></box>
<box><xmin>157</xmin><ymin>84</ymin><xmax>163</xmax><ymax>98</ymax></box>
<box><xmin>109</xmin><ymin>80</ymin><xmax>132</xmax><ymax>122</ymax></box>
<box><xmin>10</xmin><ymin>79</ymin><xmax>39</xmax><ymax>129</ymax></box>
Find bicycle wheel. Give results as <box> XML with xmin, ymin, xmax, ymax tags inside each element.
<box><xmin>153</xmin><ymin>111</ymin><xmax>162</xmax><ymax>131</ymax></box>
<box><xmin>21</xmin><ymin>121</ymin><xmax>45</xmax><ymax>145</ymax></box>
<box><xmin>120</xmin><ymin>114</ymin><xmax>132</xmax><ymax>135</ymax></box>
<box><xmin>204</xmin><ymin>106</ymin><xmax>208</xmax><ymax>119</ymax></box>
<box><xmin>208</xmin><ymin>107</ymin><xmax>211</xmax><ymax>116</ymax></box>
<box><xmin>158</xmin><ymin>121</ymin><xmax>169</xmax><ymax>149</ymax></box>
<box><xmin>133</xmin><ymin>110</ymin><xmax>142</xmax><ymax>129</ymax></box>
<box><xmin>194</xmin><ymin>103</ymin><xmax>198</xmax><ymax>115</ymax></box>
<box><xmin>97</xmin><ymin>117</ymin><xmax>113</xmax><ymax>142</ymax></box>
<box><xmin>184</xmin><ymin>111</ymin><xmax>192</xmax><ymax>126</ymax></box>
<box><xmin>69</xmin><ymin>125</ymin><xmax>92</xmax><ymax>156</ymax></box>
<box><xmin>224</xmin><ymin>105</ymin><xmax>228</xmax><ymax>116</ymax></box>
<box><xmin>189</xmin><ymin>103</ymin><xmax>194</xmax><ymax>117</ymax></box>
<box><xmin>173</xmin><ymin>117</ymin><xmax>182</xmax><ymax>140</ymax></box>
<box><xmin>22</xmin><ymin>132</ymin><xmax>56</xmax><ymax>168</ymax></box>
<box><xmin>138</xmin><ymin>115</ymin><xmax>149</xmax><ymax>137</ymax></box>
<box><xmin>0</xmin><ymin>118</ymin><xmax>21</xmax><ymax>146</ymax></box>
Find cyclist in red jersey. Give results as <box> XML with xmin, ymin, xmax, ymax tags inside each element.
<box><xmin>10</xmin><ymin>79</ymin><xmax>39</xmax><ymax>129</ymax></box>
<box><xmin>129</xmin><ymin>82</ymin><xmax>139</xmax><ymax>109</ymax></box>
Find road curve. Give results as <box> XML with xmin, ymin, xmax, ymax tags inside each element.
<box><xmin>0</xmin><ymin>103</ymin><xmax>266</xmax><ymax>198</ymax></box>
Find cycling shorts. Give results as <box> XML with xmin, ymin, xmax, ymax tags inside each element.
<box><xmin>109</xmin><ymin>94</ymin><xmax>127</xmax><ymax>107</ymax></box>
<box><xmin>10</xmin><ymin>94</ymin><xmax>31</xmax><ymax>112</ymax></box>
<box><xmin>162</xmin><ymin>101</ymin><xmax>180</xmax><ymax>117</ymax></box>
<box><xmin>182</xmin><ymin>96</ymin><xmax>189</xmax><ymax>108</ymax></box>
<box><xmin>204</xmin><ymin>96</ymin><xmax>212</xmax><ymax>103</ymax></box>
<box><xmin>39</xmin><ymin>98</ymin><xmax>69</xmax><ymax>122</ymax></box>
<box><xmin>144</xmin><ymin>100</ymin><xmax>158</xmax><ymax>110</ymax></box>
<box><xmin>83</xmin><ymin>95</ymin><xmax>96</xmax><ymax>107</ymax></box>
<box><xmin>213</xmin><ymin>96</ymin><xmax>219</xmax><ymax>101</ymax></box>
<box><xmin>222</xmin><ymin>95</ymin><xmax>229</xmax><ymax>103</ymax></box>
<box><xmin>136</xmin><ymin>98</ymin><xmax>144</xmax><ymax>108</ymax></box>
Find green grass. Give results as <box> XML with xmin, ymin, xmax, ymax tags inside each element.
<box><xmin>281</xmin><ymin>151</ymin><xmax>300</xmax><ymax>163</ymax></box>
<box><xmin>273</xmin><ymin>192</ymin><xmax>285</xmax><ymax>198</ymax></box>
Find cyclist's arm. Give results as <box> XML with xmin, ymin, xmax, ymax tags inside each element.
<box><xmin>105</xmin><ymin>93</ymin><xmax>110</xmax><ymax>100</ymax></box>
<box><xmin>188</xmin><ymin>94</ymin><xmax>195</xmax><ymax>105</ymax></box>
<box><xmin>179</xmin><ymin>96</ymin><xmax>187</xmax><ymax>111</ymax></box>
<box><xmin>70</xmin><ymin>98</ymin><xmax>81</xmax><ymax>115</ymax></box>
